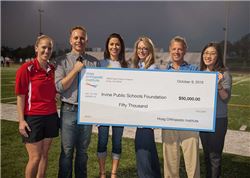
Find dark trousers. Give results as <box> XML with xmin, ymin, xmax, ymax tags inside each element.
<box><xmin>135</xmin><ymin>128</ymin><xmax>162</xmax><ymax>178</ymax></box>
<box><xmin>200</xmin><ymin>117</ymin><xmax>228</xmax><ymax>178</ymax></box>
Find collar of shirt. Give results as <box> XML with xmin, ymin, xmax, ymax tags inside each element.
<box><xmin>107</xmin><ymin>59</ymin><xmax>121</xmax><ymax>68</ymax></box>
<box><xmin>166</xmin><ymin>61</ymin><xmax>189</xmax><ymax>71</ymax></box>
<box><xmin>138</xmin><ymin>60</ymin><xmax>158</xmax><ymax>69</ymax></box>
<box><xmin>68</xmin><ymin>52</ymin><xmax>92</xmax><ymax>64</ymax></box>
<box><xmin>68</xmin><ymin>52</ymin><xmax>82</xmax><ymax>62</ymax></box>
<box><xmin>138</xmin><ymin>60</ymin><xmax>145</xmax><ymax>69</ymax></box>
<box><xmin>33</xmin><ymin>57</ymin><xmax>52</xmax><ymax>73</ymax></box>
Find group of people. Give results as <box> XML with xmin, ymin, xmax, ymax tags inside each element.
<box><xmin>1</xmin><ymin>57</ymin><xmax>11</xmax><ymax>67</ymax></box>
<box><xmin>15</xmin><ymin>25</ymin><xmax>232</xmax><ymax>178</ymax></box>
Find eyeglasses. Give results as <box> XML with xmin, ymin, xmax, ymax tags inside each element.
<box><xmin>203</xmin><ymin>52</ymin><xmax>217</xmax><ymax>56</ymax></box>
<box><xmin>137</xmin><ymin>47</ymin><xmax>148</xmax><ymax>52</ymax></box>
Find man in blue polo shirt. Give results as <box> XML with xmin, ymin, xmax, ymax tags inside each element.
<box><xmin>162</xmin><ymin>36</ymin><xmax>200</xmax><ymax>178</ymax></box>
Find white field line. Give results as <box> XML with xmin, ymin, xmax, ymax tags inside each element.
<box><xmin>6</xmin><ymin>100</ymin><xmax>17</xmax><ymax>104</ymax></box>
<box><xmin>0</xmin><ymin>97</ymin><xmax>16</xmax><ymax>101</ymax></box>
<box><xmin>230</xmin><ymin>77</ymin><xmax>250</xmax><ymax>108</ymax></box>
<box><xmin>1</xmin><ymin>77</ymin><xmax>16</xmax><ymax>79</ymax></box>
<box><xmin>231</xmin><ymin>94</ymin><xmax>240</xmax><ymax>96</ymax></box>
<box><xmin>1</xmin><ymin>68</ymin><xmax>19</xmax><ymax>71</ymax></box>
<box><xmin>233</xmin><ymin>75</ymin><xmax>250</xmax><ymax>80</ymax></box>
<box><xmin>232</xmin><ymin>77</ymin><xmax>250</xmax><ymax>86</ymax></box>
<box><xmin>1</xmin><ymin>84</ymin><xmax>15</xmax><ymax>86</ymax></box>
<box><xmin>229</xmin><ymin>103</ymin><xmax>250</xmax><ymax>108</ymax></box>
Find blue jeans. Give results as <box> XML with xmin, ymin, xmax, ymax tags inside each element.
<box><xmin>135</xmin><ymin>128</ymin><xmax>162</xmax><ymax>178</ymax></box>
<box><xmin>97</xmin><ymin>126</ymin><xmax>124</xmax><ymax>160</ymax></box>
<box><xmin>58</xmin><ymin>103</ymin><xmax>92</xmax><ymax>178</ymax></box>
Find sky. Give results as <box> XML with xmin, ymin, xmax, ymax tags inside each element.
<box><xmin>1</xmin><ymin>1</ymin><xmax>250</xmax><ymax>52</ymax></box>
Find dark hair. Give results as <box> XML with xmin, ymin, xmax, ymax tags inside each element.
<box><xmin>200</xmin><ymin>42</ymin><xmax>225</xmax><ymax>72</ymax></box>
<box><xmin>104</xmin><ymin>33</ymin><xmax>127</xmax><ymax>68</ymax></box>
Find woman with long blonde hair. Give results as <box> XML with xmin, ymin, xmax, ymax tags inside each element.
<box><xmin>131</xmin><ymin>37</ymin><xmax>156</xmax><ymax>69</ymax></box>
<box><xmin>131</xmin><ymin>36</ymin><xmax>162</xmax><ymax>178</ymax></box>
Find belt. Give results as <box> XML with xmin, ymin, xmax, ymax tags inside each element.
<box><xmin>61</xmin><ymin>102</ymin><xmax>78</xmax><ymax>110</ymax></box>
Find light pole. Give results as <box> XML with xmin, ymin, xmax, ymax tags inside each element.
<box><xmin>38</xmin><ymin>8</ymin><xmax>44</xmax><ymax>36</ymax></box>
<box><xmin>223</xmin><ymin>2</ymin><xmax>230</xmax><ymax>66</ymax></box>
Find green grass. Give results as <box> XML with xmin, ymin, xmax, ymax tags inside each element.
<box><xmin>1</xmin><ymin>120</ymin><xmax>250</xmax><ymax>178</ymax></box>
<box><xmin>1</xmin><ymin>65</ymin><xmax>18</xmax><ymax>103</ymax></box>
<box><xmin>228</xmin><ymin>72</ymin><xmax>250</xmax><ymax>131</ymax></box>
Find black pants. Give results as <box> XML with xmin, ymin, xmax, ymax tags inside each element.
<box><xmin>200</xmin><ymin>117</ymin><xmax>228</xmax><ymax>178</ymax></box>
<box><xmin>135</xmin><ymin>128</ymin><xmax>162</xmax><ymax>178</ymax></box>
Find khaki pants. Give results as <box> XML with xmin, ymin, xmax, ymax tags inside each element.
<box><xmin>162</xmin><ymin>130</ymin><xmax>200</xmax><ymax>178</ymax></box>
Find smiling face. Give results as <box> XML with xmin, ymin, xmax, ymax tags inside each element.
<box><xmin>108</xmin><ymin>37</ymin><xmax>121</xmax><ymax>61</ymax></box>
<box><xmin>169</xmin><ymin>41</ymin><xmax>186</xmax><ymax>65</ymax></box>
<box><xmin>203</xmin><ymin>46</ymin><xmax>218</xmax><ymax>70</ymax></box>
<box><xmin>35</xmin><ymin>38</ymin><xmax>53</xmax><ymax>62</ymax></box>
<box><xmin>70</xmin><ymin>29</ymin><xmax>87</xmax><ymax>54</ymax></box>
<box><xmin>137</xmin><ymin>41</ymin><xmax>149</xmax><ymax>60</ymax></box>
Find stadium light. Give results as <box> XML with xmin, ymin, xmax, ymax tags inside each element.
<box><xmin>223</xmin><ymin>2</ymin><xmax>230</xmax><ymax>66</ymax></box>
<box><xmin>38</xmin><ymin>2</ymin><xmax>44</xmax><ymax>36</ymax></box>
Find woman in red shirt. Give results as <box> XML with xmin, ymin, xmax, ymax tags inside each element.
<box><xmin>15</xmin><ymin>35</ymin><xmax>59</xmax><ymax>178</ymax></box>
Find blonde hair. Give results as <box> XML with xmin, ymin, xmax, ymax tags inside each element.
<box><xmin>132</xmin><ymin>36</ymin><xmax>155</xmax><ymax>69</ymax></box>
<box><xmin>35</xmin><ymin>35</ymin><xmax>53</xmax><ymax>48</ymax></box>
<box><xmin>169</xmin><ymin>36</ymin><xmax>188</xmax><ymax>50</ymax></box>
<box><xmin>70</xmin><ymin>26</ymin><xmax>88</xmax><ymax>41</ymax></box>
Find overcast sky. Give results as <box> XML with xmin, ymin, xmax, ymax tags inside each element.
<box><xmin>1</xmin><ymin>1</ymin><xmax>250</xmax><ymax>51</ymax></box>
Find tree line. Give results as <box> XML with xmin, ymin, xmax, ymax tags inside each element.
<box><xmin>1</xmin><ymin>33</ymin><xmax>249</xmax><ymax>64</ymax></box>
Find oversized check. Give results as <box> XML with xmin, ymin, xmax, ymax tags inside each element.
<box><xmin>78</xmin><ymin>68</ymin><xmax>218</xmax><ymax>132</ymax></box>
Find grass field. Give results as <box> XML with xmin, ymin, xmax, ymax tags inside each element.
<box><xmin>1</xmin><ymin>120</ymin><xmax>250</xmax><ymax>178</ymax></box>
<box><xmin>1</xmin><ymin>64</ymin><xmax>250</xmax><ymax>131</ymax></box>
<box><xmin>228</xmin><ymin>72</ymin><xmax>250</xmax><ymax>131</ymax></box>
<box><xmin>1</xmin><ymin>65</ymin><xmax>18</xmax><ymax>104</ymax></box>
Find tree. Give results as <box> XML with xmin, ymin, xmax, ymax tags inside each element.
<box><xmin>233</xmin><ymin>33</ymin><xmax>250</xmax><ymax>60</ymax></box>
<box><xmin>220</xmin><ymin>33</ymin><xmax>250</xmax><ymax>68</ymax></box>
<box><xmin>1</xmin><ymin>46</ymin><xmax>13</xmax><ymax>58</ymax></box>
<box><xmin>219</xmin><ymin>40</ymin><xmax>234</xmax><ymax>56</ymax></box>
<box><xmin>11</xmin><ymin>45</ymin><xmax>35</xmax><ymax>63</ymax></box>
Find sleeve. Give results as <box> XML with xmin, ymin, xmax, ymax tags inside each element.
<box><xmin>15</xmin><ymin>66</ymin><xmax>29</xmax><ymax>95</ymax></box>
<box><xmin>55</xmin><ymin>56</ymin><xmax>66</xmax><ymax>93</ymax></box>
<box><xmin>221</xmin><ymin>70</ymin><xmax>232</xmax><ymax>103</ymax></box>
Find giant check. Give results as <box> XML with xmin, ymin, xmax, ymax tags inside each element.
<box><xmin>78</xmin><ymin>68</ymin><xmax>218</xmax><ymax>132</ymax></box>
